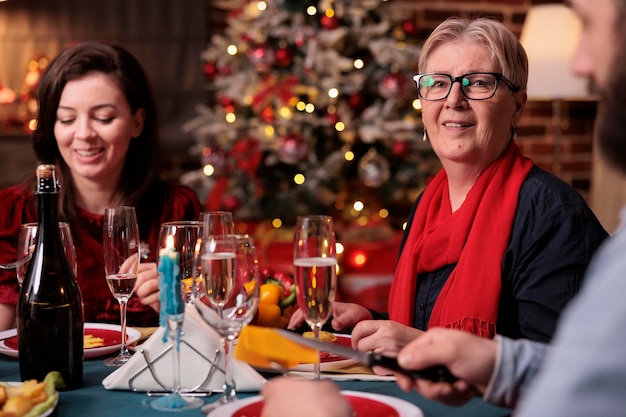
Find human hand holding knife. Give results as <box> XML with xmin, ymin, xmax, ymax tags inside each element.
<box><xmin>277</xmin><ymin>329</ymin><xmax>458</xmax><ymax>383</ymax></box>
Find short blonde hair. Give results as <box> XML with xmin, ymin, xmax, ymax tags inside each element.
<box><xmin>418</xmin><ymin>17</ymin><xmax>528</xmax><ymax>91</ymax></box>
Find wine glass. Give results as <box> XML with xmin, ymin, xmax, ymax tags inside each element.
<box><xmin>200</xmin><ymin>211</ymin><xmax>234</xmax><ymax>236</ymax></box>
<box><xmin>192</xmin><ymin>233</ymin><xmax>260</xmax><ymax>413</ymax></box>
<box><xmin>293</xmin><ymin>215</ymin><xmax>338</xmax><ymax>380</ymax></box>
<box><xmin>150</xmin><ymin>221</ymin><xmax>204</xmax><ymax>411</ymax></box>
<box><xmin>16</xmin><ymin>222</ymin><xmax>77</xmax><ymax>286</ymax></box>
<box><xmin>103</xmin><ymin>206</ymin><xmax>140</xmax><ymax>367</ymax></box>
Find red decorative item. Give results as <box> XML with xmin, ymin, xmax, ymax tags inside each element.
<box><xmin>277</xmin><ymin>132</ymin><xmax>309</xmax><ymax>165</ymax></box>
<box><xmin>379</xmin><ymin>71</ymin><xmax>410</xmax><ymax>99</ymax></box>
<box><xmin>248</xmin><ymin>43</ymin><xmax>276</xmax><ymax>72</ymax></box>
<box><xmin>392</xmin><ymin>139</ymin><xmax>411</xmax><ymax>156</ymax></box>
<box><xmin>222</xmin><ymin>195</ymin><xmax>241</xmax><ymax>212</ymax></box>
<box><xmin>348</xmin><ymin>92</ymin><xmax>364</xmax><ymax>109</ymax></box>
<box><xmin>231</xmin><ymin>136</ymin><xmax>262</xmax><ymax>176</ymax></box>
<box><xmin>326</xmin><ymin>112</ymin><xmax>339</xmax><ymax>125</ymax></box>
<box><xmin>275</xmin><ymin>47</ymin><xmax>293</xmax><ymax>67</ymax></box>
<box><xmin>201</xmin><ymin>146</ymin><xmax>228</xmax><ymax>176</ymax></box>
<box><xmin>202</xmin><ymin>62</ymin><xmax>217</xmax><ymax>78</ymax></box>
<box><xmin>402</xmin><ymin>19</ymin><xmax>418</xmax><ymax>36</ymax></box>
<box><xmin>320</xmin><ymin>15</ymin><xmax>340</xmax><ymax>30</ymax></box>
<box><xmin>260</xmin><ymin>106</ymin><xmax>274</xmax><ymax>123</ymax></box>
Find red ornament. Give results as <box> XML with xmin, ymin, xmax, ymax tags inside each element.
<box><xmin>201</xmin><ymin>146</ymin><xmax>228</xmax><ymax>176</ymax></box>
<box><xmin>320</xmin><ymin>15</ymin><xmax>340</xmax><ymax>30</ymax></box>
<box><xmin>392</xmin><ymin>140</ymin><xmax>411</xmax><ymax>156</ymax></box>
<box><xmin>326</xmin><ymin>112</ymin><xmax>340</xmax><ymax>125</ymax></box>
<box><xmin>231</xmin><ymin>136</ymin><xmax>262</xmax><ymax>176</ymax></box>
<box><xmin>379</xmin><ymin>71</ymin><xmax>410</xmax><ymax>99</ymax></box>
<box><xmin>248</xmin><ymin>43</ymin><xmax>276</xmax><ymax>72</ymax></box>
<box><xmin>277</xmin><ymin>133</ymin><xmax>309</xmax><ymax>165</ymax></box>
<box><xmin>222</xmin><ymin>195</ymin><xmax>240</xmax><ymax>212</ymax></box>
<box><xmin>402</xmin><ymin>19</ymin><xmax>418</xmax><ymax>36</ymax></box>
<box><xmin>260</xmin><ymin>107</ymin><xmax>275</xmax><ymax>123</ymax></box>
<box><xmin>348</xmin><ymin>93</ymin><xmax>364</xmax><ymax>109</ymax></box>
<box><xmin>202</xmin><ymin>62</ymin><xmax>217</xmax><ymax>78</ymax></box>
<box><xmin>275</xmin><ymin>47</ymin><xmax>293</xmax><ymax>67</ymax></box>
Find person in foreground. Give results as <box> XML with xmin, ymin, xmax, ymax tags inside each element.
<box><xmin>291</xmin><ymin>16</ymin><xmax>607</xmax><ymax>352</ymax></box>
<box><xmin>0</xmin><ymin>41</ymin><xmax>202</xmax><ymax>329</ymax></box>
<box><xmin>264</xmin><ymin>0</ymin><xmax>626</xmax><ymax>416</ymax></box>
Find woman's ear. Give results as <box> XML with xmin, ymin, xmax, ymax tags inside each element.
<box><xmin>511</xmin><ymin>90</ymin><xmax>527</xmax><ymax>127</ymax></box>
<box><xmin>131</xmin><ymin>108</ymin><xmax>146</xmax><ymax>138</ymax></box>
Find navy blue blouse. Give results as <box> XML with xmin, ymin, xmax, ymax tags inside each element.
<box><xmin>392</xmin><ymin>166</ymin><xmax>608</xmax><ymax>343</ymax></box>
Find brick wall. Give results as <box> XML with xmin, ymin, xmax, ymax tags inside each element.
<box><xmin>204</xmin><ymin>0</ymin><xmax>594</xmax><ymax>200</ymax></box>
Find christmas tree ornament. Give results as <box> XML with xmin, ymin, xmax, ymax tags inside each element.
<box><xmin>202</xmin><ymin>62</ymin><xmax>217</xmax><ymax>78</ymax></box>
<box><xmin>392</xmin><ymin>139</ymin><xmax>411</xmax><ymax>157</ymax></box>
<box><xmin>275</xmin><ymin>47</ymin><xmax>294</xmax><ymax>67</ymax></box>
<box><xmin>379</xmin><ymin>70</ymin><xmax>410</xmax><ymax>99</ymax></box>
<box><xmin>201</xmin><ymin>146</ymin><xmax>228</xmax><ymax>176</ymax></box>
<box><xmin>277</xmin><ymin>133</ymin><xmax>309</xmax><ymax>165</ymax></box>
<box><xmin>248</xmin><ymin>43</ymin><xmax>276</xmax><ymax>72</ymax></box>
<box><xmin>320</xmin><ymin>14</ymin><xmax>341</xmax><ymax>30</ymax></box>
<box><xmin>358</xmin><ymin>149</ymin><xmax>391</xmax><ymax>188</ymax></box>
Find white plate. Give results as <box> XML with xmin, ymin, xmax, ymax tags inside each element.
<box><xmin>209</xmin><ymin>391</ymin><xmax>424</xmax><ymax>417</ymax></box>
<box><xmin>1</xmin><ymin>381</ymin><xmax>58</xmax><ymax>417</ymax></box>
<box><xmin>292</xmin><ymin>334</ymin><xmax>358</xmax><ymax>372</ymax></box>
<box><xmin>0</xmin><ymin>322</ymin><xmax>141</xmax><ymax>360</ymax></box>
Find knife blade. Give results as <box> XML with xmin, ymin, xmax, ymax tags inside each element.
<box><xmin>277</xmin><ymin>329</ymin><xmax>457</xmax><ymax>383</ymax></box>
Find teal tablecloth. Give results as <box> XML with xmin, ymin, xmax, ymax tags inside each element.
<box><xmin>0</xmin><ymin>355</ymin><xmax>511</xmax><ymax>417</ymax></box>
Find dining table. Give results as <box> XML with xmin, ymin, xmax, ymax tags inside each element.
<box><xmin>0</xmin><ymin>352</ymin><xmax>512</xmax><ymax>417</ymax></box>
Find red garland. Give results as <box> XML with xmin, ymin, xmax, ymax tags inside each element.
<box><xmin>251</xmin><ymin>74</ymin><xmax>300</xmax><ymax>110</ymax></box>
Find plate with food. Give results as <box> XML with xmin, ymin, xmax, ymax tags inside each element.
<box><xmin>0</xmin><ymin>322</ymin><xmax>141</xmax><ymax>360</ymax></box>
<box><xmin>292</xmin><ymin>331</ymin><xmax>359</xmax><ymax>372</ymax></box>
<box><xmin>0</xmin><ymin>371</ymin><xmax>62</xmax><ymax>417</ymax></box>
<box><xmin>209</xmin><ymin>390</ymin><xmax>424</xmax><ymax>417</ymax></box>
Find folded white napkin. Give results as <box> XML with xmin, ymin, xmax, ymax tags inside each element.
<box><xmin>102</xmin><ymin>305</ymin><xmax>267</xmax><ymax>393</ymax></box>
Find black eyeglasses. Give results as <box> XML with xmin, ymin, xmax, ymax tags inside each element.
<box><xmin>412</xmin><ymin>72</ymin><xmax>520</xmax><ymax>101</ymax></box>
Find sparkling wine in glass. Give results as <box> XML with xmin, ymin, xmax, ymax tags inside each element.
<box><xmin>192</xmin><ymin>233</ymin><xmax>260</xmax><ymax>413</ymax></box>
<box><xmin>150</xmin><ymin>221</ymin><xmax>203</xmax><ymax>411</ymax></box>
<box><xmin>293</xmin><ymin>215</ymin><xmax>338</xmax><ymax>380</ymax></box>
<box><xmin>17</xmin><ymin>222</ymin><xmax>76</xmax><ymax>286</ymax></box>
<box><xmin>103</xmin><ymin>206</ymin><xmax>139</xmax><ymax>367</ymax></box>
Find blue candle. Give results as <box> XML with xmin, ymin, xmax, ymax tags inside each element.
<box><xmin>158</xmin><ymin>238</ymin><xmax>184</xmax><ymax>333</ymax></box>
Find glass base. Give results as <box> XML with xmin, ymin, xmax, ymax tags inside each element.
<box><xmin>201</xmin><ymin>394</ymin><xmax>238</xmax><ymax>415</ymax></box>
<box><xmin>104</xmin><ymin>352</ymin><xmax>132</xmax><ymax>367</ymax></box>
<box><xmin>151</xmin><ymin>393</ymin><xmax>203</xmax><ymax>412</ymax></box>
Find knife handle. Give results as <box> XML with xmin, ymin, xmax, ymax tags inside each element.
<box><xmin>371</xmin><ymin>353</ymin><xmax>458</xmax><ymax>383</ymax></box>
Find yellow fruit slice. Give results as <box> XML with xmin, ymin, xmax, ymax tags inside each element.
<box><xmin>235</xmin><ymin>325</ymin><xmax>319</xmax><ymax>370</ymax></box>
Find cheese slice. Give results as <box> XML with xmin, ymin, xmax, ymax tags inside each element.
<box><xmin>235</xmin><ymin>325</ymin><xmax>319</xmax><ymax>370</ymax></box>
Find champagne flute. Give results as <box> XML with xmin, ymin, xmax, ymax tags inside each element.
<box><xmin>103</xmin><ymin>206</ymin><xmax>139</xmax><ymax>367</ymax></box>
<box><xmin>16</xmin><ymin>222</ymin><xmax>77</xmax><ymax>286</ymax></box>
<box><xmin>293</xmin><ymin>215</ymin><xmax>338</xmax><ymax>380</ymax></box>
<box><xmin>151</xmin><ymin>221</ymin><xmax>203</xmax><ymax>411</ymax></box>
<box><xmin>192</xmin><ymin>233</ymin><xmax>260</xmax><ymax>413</ymax></box>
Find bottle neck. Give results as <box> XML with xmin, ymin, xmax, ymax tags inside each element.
<box><xmin>36</xmin><ymin>188</ymin><xmax>64</xmax><ymax>248</ymax></box>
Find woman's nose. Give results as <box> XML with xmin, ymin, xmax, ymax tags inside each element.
<box><xmin>74</xmin><ymin>118</ymin><xmax>95</xmax><ymax>139</ymax></box>
<box><xmin>445</xmin><ymin>82</ymin><xmax>468</xmax><ymax>109</ymax></box>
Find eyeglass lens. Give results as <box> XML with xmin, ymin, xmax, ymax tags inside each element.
<box><xmin>418</xmin><ymin>73</ymin><xmax>498</xmax><ymax>100</ymax></box>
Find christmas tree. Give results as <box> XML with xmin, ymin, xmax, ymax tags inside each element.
<box><xmin>182</xmin><ymin>0</ymin><xmax>440</xmax><ymax>231</ymax></box>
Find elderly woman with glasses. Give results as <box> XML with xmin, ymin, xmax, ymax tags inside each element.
<box><xmin>289</xmin><ymin>17</ymin><xmax>607</xmax><ymax>358</ymax></box>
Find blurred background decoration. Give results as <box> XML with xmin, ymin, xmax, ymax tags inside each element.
<box><xmin>181</xmin><ymin>0</ymin><xmax>440</xmax><ymax>232</ymax></box>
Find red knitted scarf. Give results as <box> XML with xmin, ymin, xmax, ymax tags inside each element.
<box><xmin>388</xmin><ymin>142</ymin><xmax>533</xmax><ymax>338</ymax></box>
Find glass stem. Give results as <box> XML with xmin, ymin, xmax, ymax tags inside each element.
<box><xmin>172</xmin><ymin>319</ymin><xmax>183</xmax><ymax>396</ymax></box>
<box><xmin>222</xmin><ymin>336</ymin><xmax>237</xmax><ymax>403</ymax></box>
<box><xmin>312</xmin><ymin>324</ymin><xmax>322</xmax><ymax>380</ymax></box>
<box><xmin>119</xmin><ymin>300</ymin><xmax>129</xmax><ymax>356</ymax></box>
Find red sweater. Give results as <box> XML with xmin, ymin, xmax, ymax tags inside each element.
<box><xmin>0</xmin><ymin>181</ymin><xmax>202</xmax><ymax>327</ymax></box>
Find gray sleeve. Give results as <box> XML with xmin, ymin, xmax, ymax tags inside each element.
<box><xmin>483</xmin><ymin>335</ymin><xmax>548</xmax><ymax>408</ymax></box>
<box><xmin>515</xmin><ymin>222</ymin><xmax>626</xmax><ymax>417</ymax></box>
